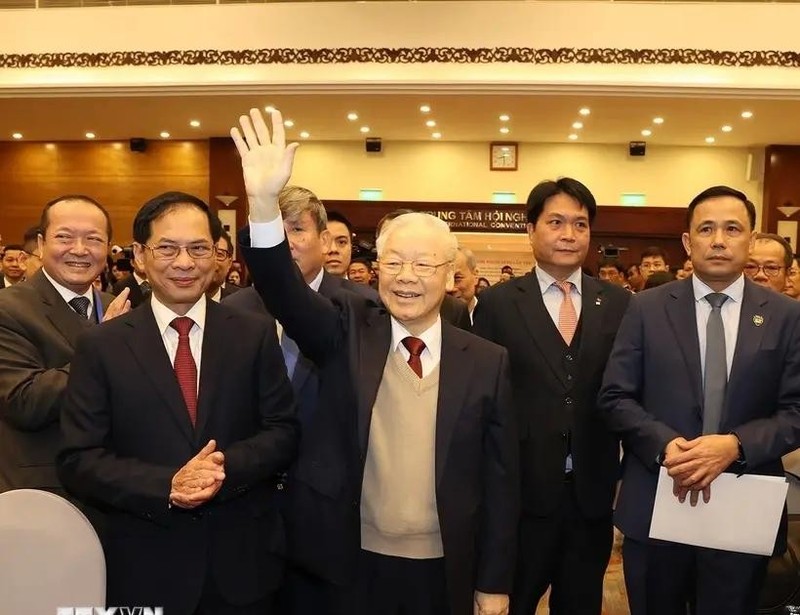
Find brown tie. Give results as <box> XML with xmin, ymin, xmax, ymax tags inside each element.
<box><xmin>170</xmin><ymin>317</ymin><xmax>197</xmax><ymax>426</ymax></box>
<box><xmin>555</xmin><ymin>281</ymin><xmax>578</xmax><ymax>345</ymax></box>
<box><xmin>401</xmin><ymin>336</ymin><xmax>426</xmax><ymax>378</ymax></box>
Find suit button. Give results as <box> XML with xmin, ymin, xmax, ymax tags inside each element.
<box><xmin>277</xmin><ymin>483</ymin><xmax>285</xmax><ymax>491</ymax></box>
<box><xmin>352</xmin><ymin>500</ymin><xmax>359</xmax><ymax>509</ymax></box>
<box><xmin>565</xmin><ymin>397</ymin><xmax>573</xmax><ymax>405</ymax></box>
<box><xmin>566</xmin><ymin>374</ymin><xmax>573</xmax><ymax>381</ymax></box>
<box><xmin>565</xmin><ymin>354</ymin><xmax>574</xmax><ymax>361</ymax></box>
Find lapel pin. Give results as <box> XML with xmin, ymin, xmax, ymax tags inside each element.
<box><xmin>753</xmin><ymin>314</ymin><xmax>764</xmax><ymax>327</ymax></box>
<box><xmin>595</xmin><ymin>297</ymin><xmax>602</xmax><ymax>306</ymax></box>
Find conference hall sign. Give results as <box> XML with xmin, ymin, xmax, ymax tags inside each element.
<box><xmin>419</xmin><ymin>208</ymin><xmax>527</xmax><ymax>233</ymax></box>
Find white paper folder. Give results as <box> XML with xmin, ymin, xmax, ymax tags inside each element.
<box><xmin>649</xmin><ymin>467</ymin><xmax>788</xmax><ymax>556</ymax></box>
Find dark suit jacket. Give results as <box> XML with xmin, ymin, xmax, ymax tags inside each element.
<box><xmin>219</xmin><ymin>283</ymin><xmax>241</xmax><ymax>300</ymax></box>
<box><xmin>241</xmin><ymin>238</ymin><xmax>519</xmax><ymax>615</ymax></box>
<box><xmin>112</xmin><ymin>274</ymin><xmax>146</xmax><ymax>308</ymax></box>
<box><xmin>57</xmin><ymin>298</ymin><xmax>299</xmax><ymax>613</ymax></box>
<box><xmin>598</xmin><ymin>278</ymin><xmax>800</xmax><ymax>550</ymax></box>
<box><xmin>473</xmin><ymin>270</ymin><xmax>631</xmax><ymax>518</ymax></box>
<box><xmin>224</xmin><ymin>271</ymin><xmax>379</xmax><ymax>431</ymax></box>
<box><xmin>441</xmin><ymin>293</ymin><xmax>472</xmax><ymax>330</ymax></box>
<box><xmin>0</xmin><ymin>270</ymin><xmax>113</xmax><ymax>493</ymax></box>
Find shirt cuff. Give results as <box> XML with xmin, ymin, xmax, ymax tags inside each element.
<box><xmin>249</xmin><ymin>215</ymin><xmax>285</xmax><ymax>248</ymax></box>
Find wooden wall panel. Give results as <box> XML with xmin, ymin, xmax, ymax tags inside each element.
<box><xmin>764</xmin><ymin>146</ymin><xmax>800</xmax><ymax>250</ymax></box>
<box><xmin>0</xmin><ymin>140</ymin><xmax>209</xmax><ymax>246</ymax></box>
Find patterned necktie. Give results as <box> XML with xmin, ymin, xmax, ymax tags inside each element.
<box><xmin>68</xmin><ymin>296</ymin><xmax>91</xmax><ymax>319</ymax></box>
<box><xmin>170</xmin><ymin>317</ymin><xmax>198</xmax><ymax>426</ymax></box>
<box><xmin>703</xmin><ymin>293</ymin><xmax>729</xmax><ymax>434</ymax></box>
<box><xmin>139</xmin><ymin>281</ymin><xmax>151</xmax><ymax>297</ymax></box>
<box><xmin>401</xmin><ymin>336</ymin><xmax>426</xmax><ymax>378</ymax></box>
<box><xmin>554</xmin><ymin>281</ymin><xmax>577</xmax><ymax>345</ymax></box>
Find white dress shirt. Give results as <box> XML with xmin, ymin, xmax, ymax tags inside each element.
<box><xmin>535</xmin><ymin>266</ymin><xmax>583</xmax><ymax>326</ymax></box>
<box><xmin>42</xmin><ymin>268</ymin><xmax>95</xmax><ymax>320</ymax></box>
<box><xmin>390</xmin><ymin>316</ymin><xmax>442</xmax><ymax>378</ymax></box>
<box><xmin>251</xmin><ymin>215</ymin><xmax>289</xmax><ymax>248</ymax></box>
<box><xmin>150</xmin><ymin>293</ymin><xmax>207</xmax><ymax>393</ymax></box>
<box><xmin>692</xmin><ymin>274</ymin><xmax>743</xmax><ymax>380</ymax></box>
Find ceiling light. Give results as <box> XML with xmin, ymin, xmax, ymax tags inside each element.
<box><xmin>499</xmin><ymin>114</ymin><xmax>510</xmax><ymax>122</ymax></box>
<box><xmin>284</xmin><ymin>120</ymin><xmax>294</xmax><ymax>128</ymax></box>
<box><xmin>741</xmin><ymin>111</ymin><xmax>754</xmax><ymax>119</ymax></box>
<box><xmin>641</xmin><ymin>129</ymin><xmax>652</xmax><ymax>137</ymax></box>
<box><xmin>426</xmin><ymin>120</ymin><xmax>437</xmax><ymax>128</ymax></box>
<box><xmin>85</xmin><ymin>132</ymin><xmax>96</xmax><ymax>139</ymax></box>
<box><xmin>160</xmin><ymin>131</ymin><xmax>170</xmax><ymax>139</ymax></box>
<box><xmin>653</xmin><ymin>117</ymin><xmax>665</xmax><ymax>125</ymax></box>
<box><xmin>300</xmin><ymin>131</ymin><xmax>310</xmax><ymax>139</ymax></box>
<box><xmin>11</xmin><ymin>132</ymin><xmax>22</xmax><ymax>139</ymax></box>
<box><xmin>705</xmin><ymin>136</ymin><xmax>716</xmax><ymax>144</ymax></box>
<box><xmin>189</xmin><ymin>120</ymin><xmax>201</xmax><ymax>128</ymax></box>
<box><xmin>265</xmin><ymin>106</ymin><xmax>276</xmax><ymax>113</ymax></box>
<box><xmin>432</xmin><ymin>132</ymin><xmax>442</xmax><ymax>139</ymax></box>
<box><xmin>568</xmin><ymin>134</ymin><xmax>579</xmax><ymax>140</ymax></box>
<box><xmin>347</xmin><ymin>112</ymin><xmax>359</xmax><ymax>121</ymax></box>
<box><xmin>721</xmin><ymin>125</ymin><xmax>733</xmax><ymax>133</ymax></box>
<box><xmin>419</xmin><ymin>105</ymin><xmax>431</xmax><ymax>113</ymax></box>
<box><xmin>499</xmin><ymin>127</ymin><xmax>510</xmax><ymax>134</ymax></box>
<box><xmin>572</xmin><ymin>122</ymin><xmax>584</xmax><ymax>130</ymax></box>
<box><xmin>360</xmin><ymin>126</ymin><xmax>370</xmax><ymax>134</ymax></box>
<box><xmin>45</xmin><ymin>143</ymin><xmax>56</xmax><ymax>150</ymax></box>
<box><xmin>578</xmin><ymin>107</ymin><xmax>591</xmax><ymax>116</ymax></box>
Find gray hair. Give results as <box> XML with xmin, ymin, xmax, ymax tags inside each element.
<box><xmin>279</xmin><ymin>185</ymin><xmax>327</xmax><ymax>234</ymax></box>
<box><xmin>376</xmin><ymin>212</ymin><xmax>457</xmax><ymax>261</ymax></box>
<box><xmin>457</xmin><ymin>246</ymin><xmax>478</xmax><ymax>272</ymax></box>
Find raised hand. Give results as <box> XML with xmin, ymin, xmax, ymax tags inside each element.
<box><xmin>230</xmin><ymin>108</ymin><xmax>299</xmax><ymax>222</ymax></box>
<box><xmin>102</xmin><ymin>287</ymin><xmax>131</xmax><ymax>322</ymax></box>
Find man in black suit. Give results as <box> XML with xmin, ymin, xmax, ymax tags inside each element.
<box><xmin>232</xmin><ymin>108</ymin><xmax>518</xmax><ymax>615</ymax></box>
<box><xmin>1</xmin><ymin>243</ymin><xmax>25</xmax><ymax>288</ymax></box>
<box><xmin>0</xmin><ymin>195</ymin><xmax>129</xmax><ymax>495</ymax></box>
<box><xmin>207</xmin><ymin>227</ymin><xmax>241</xmax><ymax>302</ymax></box>
<box><xmin>112</xmin><ymin>256</ymin><xmax>150</xmax><ymax>308</ymax></box>
<box><xmin>598</xmin><ymin>185</ymin><xmax>800</xmax><ymax>614</ymax></box>
<box><xmin>58</xmin><ymin>191</ymin><xmax>299</xmax><ymax>614</ymax></box>
<box><xmin>473</xmin><ymin>178</ymin><xmax>631</xmax><ymax>614</ymax></box>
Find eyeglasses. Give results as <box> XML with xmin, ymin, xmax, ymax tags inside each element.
<box><xmin>744</xmin><ymin>263</ymin><xmax>784</xmax><ymax>278</ymax></box>
<box><xmin>378</xmin><ymin>260</ymin><xmax>451</xmax><ymax>278</ymax></box>
<box><xmin>214</xmin><ymin>248</ymin><xmax>232</xmax><ymax>261</ymax></box>
<box><xmin>142</xmin><ymin>243</ymin><xmax>216</xmax><ymax>261</ymax></box>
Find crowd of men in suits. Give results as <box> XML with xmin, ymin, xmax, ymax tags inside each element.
<box><xmin>0</xmin><ymin>106</ymin><xmax>799</xmax><ymax>615</ymax></box>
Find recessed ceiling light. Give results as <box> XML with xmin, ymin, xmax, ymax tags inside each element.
<box><xmin>347</xmin><ymin>112</ymin><xmax>359</xmax><ymax>121</ymax></box>
<box><xmin>300</xmin><ymin>131</ymin><xmax>310</xmax><ymax>139</ymax></box>
<box><xmin>426</xmin><ymin>120</ymin><xmax>437</xmax><ymax>128</ymax></box>
<box><xmin>499</xmin><ymin>114</ymin><xmax>510</xmax><ymax>122</ymax></box>
<box><xmin>265</xmin><ymin>106</ymin><xmax>276</xmax><ymax>113</ymax></box>
<box><xmin>741</xmin><ymin>111</ymin><xmax>754</xmax><ymax>119</ymax></box>
<box><xmin>419</xmin><ymin>105</ymin><xmax>431</xmax><ymax>113</ymax></box>
<box><xmin>189</xmin><ymin>120</ymin><xmax>201</xmax><ymax>128</ymax></box>
<box><xmin>11</xmin><ymin>132</ymin><xmax>22</xmax><ymax>139</ymax></box>
<box><xmin>160</xmin><ymin>131</ymin><xmax>170</xmax><ymax>139</ymax></box>
<box><xmin>568</xmin><ymin>133</ymin><xmax>579</xmax><ymax>140</ymax></box>
<box><xmin>85</xmin><ymin>132</ymin><xmax>96</xmax><ymax>139</ymax></box>
<box><xmin>578</xmin><ymin>107</ymin><xmax>591</xmax><ymax>116</ymax></box>
<box><xmin>653</xmin><ymin>117</ymin><xmax>665</xmax><ymax>125</ymax></box>
<box><xmin>641</xmin><ymin>129</ymin><xmax>652</xmax><ymax>137</ymax></box>
<box><xmin>721</xmin><ymin>125</ymin><xmax>733</xmax><ymax>133</ymax></box>
<box><xmin>572</xmin><ymin>122</ymin><xmax>584</xmax><ymax>130</ymax></box>
<box><xmin>284</xmin><ymin>120</ymin><xmax>294</xmax><ymax>128</ymax></box>
<box><xmin>432</xmin><ymin>132</ymin><xmax>442</xmax><ymax>139</ymax></box>
<box><xmin>499</xmin><ymin>127</ymin><xmax>510</xmax><ymax>134</ymax></box>
<box><xmin>360</xmin><ymin>126</ymin><xmax>370</xmax><ymax>134</ymax></box>
<box><xmin>705</xmin><ymin>136</ymin><xmax>716</xmax><ymax>144</ymax></box>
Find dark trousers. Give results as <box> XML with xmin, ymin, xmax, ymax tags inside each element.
<box><xmin>278</xmin><ymin>552</ymin><xmax>449</xmax><ymax>615</ymax></box>
<box><xmin>511</xmin><ymin>476</ymin><xmax>613</xmax><ymax>615</ymax></box>
<box><xmin>622</xmin><ymin>537</ymin><xmax>769</xmax><ymax>615</ymax></box>
<box><xmin>194</xmin><ymin>572</ymin><xmax>276</xmax><ymax>615</ymax></box>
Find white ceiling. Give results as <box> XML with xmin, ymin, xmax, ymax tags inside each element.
<box><xmin>2</xmin><ymin>91</ymin><xmax>799</xmax><ymax>146</ymax></box>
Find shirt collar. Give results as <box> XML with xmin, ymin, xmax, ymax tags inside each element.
<box><xmin>41</xmin><ymin>267</ymin><xmax>94</xmax><ymax>307</ymax></box>
<box><xmin>309</xmin><ymin>267</ymin><xmax>324</xmax><ymax>292</ymax></box>
<box><xmin>390</xmin><ymin>315</ymin><xmax>442</xmax><ymax>358</ymax></box>
<box><xmin>692</xmin><ymin>273</ymin><xmax>744</xmax><ymax>304</ymax></box>
<box><xmin>535</xmin><ymin>266</ymin><xmax>583</xmax><ymax>295</ymax></box>
<box><xmin>133</xmin><ymin>272</ymin><xmax>146</xmax><ymax>286</ymax></box>
<box><xmin>151</xmin><ymin>292</ymin><xmax>207</xmax><ymax>336</ymax></box>
<box><xmin>209</xmin><ymin>287</ymin><xmax>222</xmax><ymax>303</ymax></box>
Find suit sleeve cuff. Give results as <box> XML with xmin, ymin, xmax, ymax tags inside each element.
<box><xmin>249</xmin><ymin>215</ymin><xmax>285</xmax><ymax>248</ymax></box>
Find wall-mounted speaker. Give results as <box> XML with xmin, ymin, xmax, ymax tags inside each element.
<box><xmin>365</xmin><ymin>137</ymin><xmax>382</xmax><ymax>153</ymax></box>
<box><xmin>129</xmin><ymin>138</ymin><xmax>147</xmax><ymax>153</ymax></box>
<box><xmin>629</xmin><ymin>141</ymin><xmax>646</xmax><ymax>157</ymax></box>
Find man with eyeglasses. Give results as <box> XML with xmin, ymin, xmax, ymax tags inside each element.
<box><xmin>21</xmin><ymin>225</ymin><xmax>44</xmax><ymax>280</ymax></box>
<box><xmin>59</xmin><ymin>191</ymin><xmax>299</xmax><ymax>614</ymax></box>
<box><xmin>206</xmin><ymin>225</ymin><xmax>240</xmax><ymax>302</ymax></box>
<box><xmin>232</xmin><ymin>108</ymin><xmax>517</xmax><ymax>615</ymax></box>
<box><xmin>744</xmin><ymin>232</ymin><xmax>792</xmax><ymax>294</ymax></box>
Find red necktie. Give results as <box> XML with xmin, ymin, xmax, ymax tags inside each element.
<box><xmin>170</xmin><ymin>317</ymin><xmax>197</xmax><ymax>426</ymax></box>
<box><xmin>401</xmin><ymin>336</ymin><xmax>426</xmax><ymax>378</ymax></box>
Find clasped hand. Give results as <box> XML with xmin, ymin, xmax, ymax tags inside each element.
<box><xmin>662</xmin><ymin>434</ymin><xmax>740</xmax><ymax>506</ymax></box>
<box><xmin>170</xmin><ymin>439</ymin><xmax>226</xmax><ymax>509</ymax></box>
